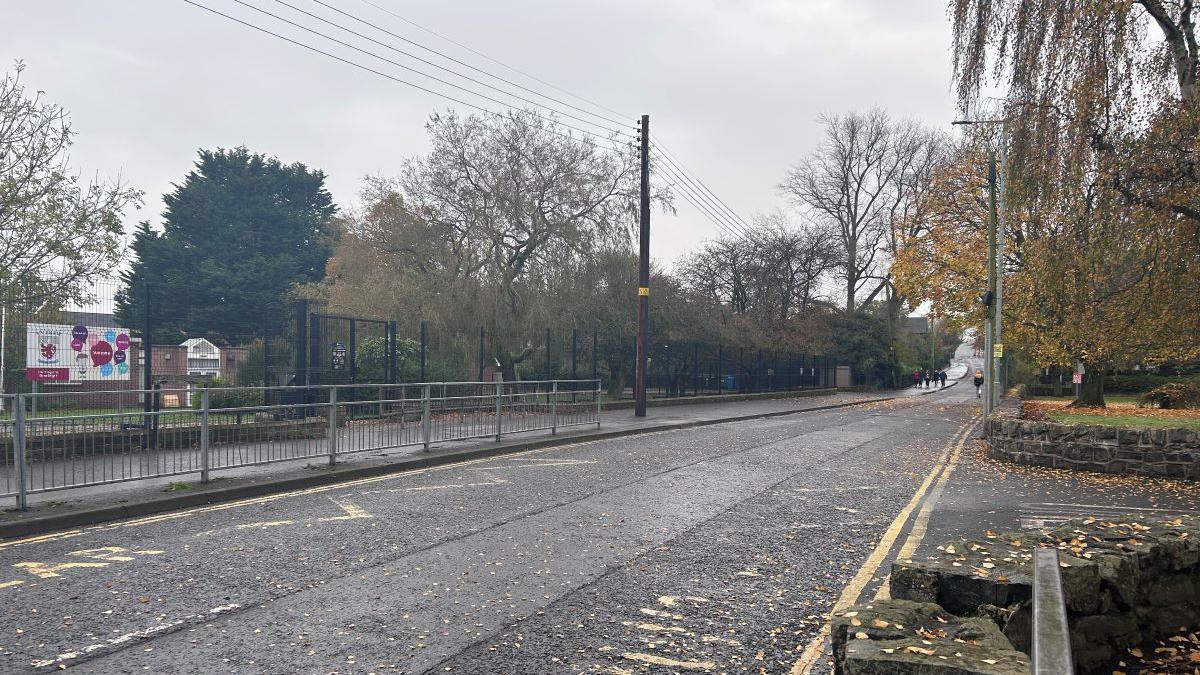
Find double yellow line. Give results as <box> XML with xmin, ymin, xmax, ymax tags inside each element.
<box><xmin>788</xmin><ymin>416</ymin><xmax>979</xmax><ymax>675</ymax></box>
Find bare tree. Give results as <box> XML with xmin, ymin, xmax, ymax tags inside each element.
<box><xmin>676</xmin><ymin>213</ymin><xmax>838</xmax><ymax>331</ymax></box>
<box><xmin>746</xmin><ymin>212</ymin><xmax>840</xmax><ymax>323</ymax></box>
<box><xmin>327</xmin><ymin>109</ymin><xmax>665</xmax><ymax>379</ymax></box>
<box><xmin>0</xmin><ymin>62</ymin><xmax>141</xmax><ymax>309</ymax></box>
<box><xmin>781</xmin><ymin>110</ymin><xmax>944</xmax><ymax>315</ymax></box>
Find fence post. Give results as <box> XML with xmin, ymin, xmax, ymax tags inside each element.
<box><xmin>419</xmin><ymin>321</ymin><xmax>427</xmax><ymax>382</ymax></box>
<box><xmin>595</xmin><ymin>380</ymin><xmax>602</xmax><ymax>428</ymax></box>
<box><xmin>327</xmin><ymin>387</ymin><xmax>338</xmax><ymax>466</ymax></box>
<box><xmin>494</xmin><ymin>380</ymin><xmax>502</xmax><ymax>442</ymax></box>
<box><xmin>421</xmin><ymin>383</ymin><xmax>431</xmax><ymax>451</ymax></box>
<box><xmin>14</xmin><ymin>395</ymin><xmax>27</xmax><ymax>510</ymax></box>
<box><xmin>550</xmin><ymin>380</ymin><xmax>558</xmax><ymax>435</ymax></box>
<box><xmin>717</xmin><ymin>346</ymin><xmax>724</xmax><ymax>395</ymax></box>
<box><xmin>200</xmin><ymin>388</ymin><xmax>210</xmax><ymax>483</ymax></box>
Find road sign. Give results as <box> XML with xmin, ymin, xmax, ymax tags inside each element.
<box><xmin>993</xmin><ymin>343</ymin><xmax>1004</xmax><ymax>358</ymax></box>
<box><xmin>1072</xmin><ymin>372</ymin><xmax>1083</xmax><ymax>384</ymax></box>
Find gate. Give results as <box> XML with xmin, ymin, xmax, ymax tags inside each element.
<box><xmin>296</xmin><ymin>305</ymin><xmax>396</xmax><ymax>388</ymax></box>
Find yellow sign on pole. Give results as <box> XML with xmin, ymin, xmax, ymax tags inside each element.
<box><xmin>637</xmin><ymin>287</ymin><xmax>649</xmax><ymax>297</ymax></box>
<box><xmin>993</xmin><ymin>343</ymin><xmax>1004</xmax><ymax>358</ymax></box>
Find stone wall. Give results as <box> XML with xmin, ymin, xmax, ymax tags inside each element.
<box><xmin>879</xmin><ymin>515</ymin><xmax>1200</xmax><ymax>673</ymax></box>
<box><xmin>986</xmin><ymin>417</ymin><xmax>1200</xmax><ymax>479</ymax></box>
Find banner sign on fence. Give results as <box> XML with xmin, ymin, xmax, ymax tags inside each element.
<box><xmin>26</xmin><ymin>322</ymin><xmax>133</xmax><ymax>383</ymax></box>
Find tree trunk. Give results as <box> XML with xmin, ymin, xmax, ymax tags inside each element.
<box><xmin>846</xmin><ymin>273</ymin><xmax>857</xmax><ymax>316</ymax></box>
<box><xmin>1070</xmin><ymin>366</ymin><xmax>1106</xmax><ymax>408</ymax></box>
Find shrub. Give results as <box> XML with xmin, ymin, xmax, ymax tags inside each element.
<box><xmin>205</xmin><ymin>376</ymin><xmax>263</xmax><ymax>410</ymax></box>
<box><xmin>1138</xmin><ymin>382</ymin><xmax>1200</xmax><ymax>409</ymax></box>
<box><xmin>1105</xmin><ymin>372</ymin><xmax>1191</xmax><ymax>393</ymax></box>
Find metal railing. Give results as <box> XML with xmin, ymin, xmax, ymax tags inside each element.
<box><xmin>1</xmin><ymin>380</ymin><xmax>601</xmax><ymax>508</ymax></box>
<box><xmin>1032</xmin><ymin>548</ymin><xmax>1074</xmax><ymax>674</ymax></box>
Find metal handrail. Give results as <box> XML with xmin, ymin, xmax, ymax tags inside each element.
<box><xmin>4</xmin><ymin>380</ymin><xmax>604</xmax><ymax>507</ymax></box>
<box><xmin>1032</xmin><ymin>548</ymin><xmax>1074</xmax><ymax>674</ymax></box>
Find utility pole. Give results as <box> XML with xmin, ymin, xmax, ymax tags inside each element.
<box><xmin>953</xmin><ymin>116</ymin><xmax>1007</xmax><ymax>416</ymax></box>
<box><xmin>985</xmin><ymin>153</ymin><xmax>998</xmax><ymax>415</ymax></box>
<box><xmin>635</xmin><ymin>114</ymin><xmax>650</xmax><ymax>418</ymax></box>
<box><xmin>995</xmin><ymin>139</ymin><xmax>1007</xmax><ymax>401</ymax></box>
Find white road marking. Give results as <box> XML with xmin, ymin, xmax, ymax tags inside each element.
<box><xmin>30</xmin><ymin>603</ymin><xmax>242</xmax><ymax>669</ymax></box>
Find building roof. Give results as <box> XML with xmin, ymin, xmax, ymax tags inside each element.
<box><xmin>180</xmin><ymin>338</ymin><xmax>219</xmax><ymax>352</ymax></box>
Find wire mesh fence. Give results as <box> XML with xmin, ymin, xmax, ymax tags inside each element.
<box><xmin>1</xmin><ymin>380</ymin><xmax>600</xmax><ymax>506</ymax></box>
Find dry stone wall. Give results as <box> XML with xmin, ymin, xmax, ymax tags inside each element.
<box><xmin>880</xmin><ymin>515</ymin><xmax>1200</xmax><ymax>673</ymax></box>
<box><xmin>986</xmin><ymin>417</ymin><xmax>1200</xmax><ymax>479</ymax></box>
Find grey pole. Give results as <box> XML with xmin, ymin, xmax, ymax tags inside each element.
<box><xmin>421</xmin><ymin>383</ymin><xmax>432</xmax><ymax>451</ymax></box>
<box><xmin>983</xmin><ymin>321</ymin><xmax>994</xmax><ymax>418</ymax></box>
<box><xmin>494</xmin><ymin>379</ymin><xmax>503</xmax><ymax>442</ymax></box>
<box><xmin>986</xmin><ymin>152</ymin><xmax>999</xmax><ymax>414</ymax></box>
<box><xmin>550</xmin><ymin>380</ymin><xmax>558</xmax><ymax>435</ymax></box>
<box><xmin>995</xmin><ymin>135</ymin><xmax>1007</xmax><ymax>400</ymax></box>
<box><xmin>327</xmin><ymin>387</ymin><xmax>338</xmax><ymax>466</ymax></box>
<box><xmin>14</xmin><ymin>394</ymin><xmax>26</xmax><ymax>510</ymax></box>
<box><xmin>1032</xmin><ymin>548</ymin><xmax>1074</xmax><ymax>674</ymax></box>
<box><xmin>200</xmin><ymin>388</ymin><xmax>211</xmax><ymax>483</ymax></box>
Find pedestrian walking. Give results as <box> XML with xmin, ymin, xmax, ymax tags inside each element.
<box><xmin>973</xmin><ymin>369</ymin><xmax>984</xmax><ymax>398</ymax></box>
<box><xmin>913</xmin><ymin>369</ymin><xmax>921</xmax><ymax>388</ymax></box>
<box><xmin>939</xmin><ymin>370</ymin><xmax>947</xmax><ymax>388</ymax></box>
<box><xmin>924</xmin><ymin>370</ymin><xmax>931</xmax><ymax>388</ymax></box>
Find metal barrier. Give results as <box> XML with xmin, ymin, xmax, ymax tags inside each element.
<box><xmin>1032</xmin><ymin>548</ymin><xmax>1074</xmax><ymax>674</ymax></box>
<box><xmin>2</xmin><ymin>380</ymin><xmax>601</xmax><ymax>508</ymax></box>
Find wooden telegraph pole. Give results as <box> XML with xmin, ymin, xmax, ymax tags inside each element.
<box><xmin>635</xmin><ymin>114</ymin><xmax>650</xmax><ymax>417</ymax></box>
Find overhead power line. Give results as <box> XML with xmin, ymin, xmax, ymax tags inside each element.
<box><xmin>652</xmin><ymin>148</ymin><xmax>756</xmax><ymax>241</ymax></box>
<box><xmin>265</xmin><ymin>0</ymin><xmax>630</xmax><ymax>138</ymax></box>
<box><xmin>219</xmin><ymin>0</ymin><xmax>629</xmax><ymax>142</ymax></box>
<box><xmin>356</xmin><ymin>0</ymin><xmax>634</xmax><ymax>123</ymax></box>
<box><xmin>652</xmin><ymin>160</ymin><xmax>748</xmax><ymax>240</ymax></box>
<box><xmin>653</xmin><ymin>138</ymin><xmax>754</xmax><ymax>233</ymax></box>
<box><xmin>309</xmin><ymin>0</ymin><xmax>633</xmax><ymax>131</ymax></box>
<box><xmin>183</xmin><ymin>0</ymin><xmax>751</xmax><ymax>242</ymax></box>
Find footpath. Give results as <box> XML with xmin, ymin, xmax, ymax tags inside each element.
<box><xmin>0</xmin><ymin>388</ymin><xmax>937</xmax><ymax>540</ymax></box>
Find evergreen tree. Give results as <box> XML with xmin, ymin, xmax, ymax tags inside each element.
<box><xmin>117</xmin><ymin>147</ymin><xmax>336</xmax><ymax>344</ymax></box>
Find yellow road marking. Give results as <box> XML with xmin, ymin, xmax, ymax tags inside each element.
<box><xmin>0</xmin><ymin>580</ymin><xmax>24</xmax><ymax>589</ymax></box>
<box><xmin>0</xmin><ymin>438</ymin><xmax>607</xmax><ymax>551</ymax></box>
<box><xmin>318</xmin><ymin>499</ymin><xmax>371</xmax><ymax>522</ymax></box>
<box><xmin>787</xmin><ymin>417</ymin><xmax>978</xmax><ymax>675</ymax></box>
<box><xmin>622</xmin><ymin>652</ymin><xmax>714</xmax><ymax>670</ymax></box>
<box><xmin>13</xmin><ymin>561</ymin><xmax>109</xmax><ymax>579</ymax></box>
<box><xmin>874</xmin><ymin>427</ymin><xmax>973</xmax><ymax>601</ymax></box>
<box><xmin>234</xmin><ymin>520</ymin><xmax>294</xmax><ymax>530</ymax></box>
<box><xmin>69</xmin><ymin>547</ymin><xmax>133</xmax><ymax>561</ymax></box>
<box><xmin>639</xmin><ymin>607</ymin><xmax>682</xmax><ymax>620</ymax></box>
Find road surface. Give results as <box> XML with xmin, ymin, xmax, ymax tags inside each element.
<box><xmin>7</xmin><ymin>344</ymin><xmax>1194</xmax><ymax>674</ymax></box>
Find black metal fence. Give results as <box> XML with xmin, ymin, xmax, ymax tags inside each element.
<box><xmin>2</xmin><ymin>284</ymin><xmax>839</xmax><ymax>417</ymax></box>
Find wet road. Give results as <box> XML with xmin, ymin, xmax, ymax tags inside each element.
<box><xmin>0</xmin><ymin>383</ymin><xmax>979</xmax><ymax>674</ymax></box>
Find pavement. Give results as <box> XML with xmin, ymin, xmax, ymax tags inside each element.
<box><xmin>4</xmin><ymin>344</ymin><xmax>1190</xmax><ymax>674</ymax></box>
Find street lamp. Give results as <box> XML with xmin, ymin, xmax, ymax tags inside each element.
<box><xmin>952</xmin><ymin>117</ymin><xmax>1007</xmax><ymax>415</ymax></box>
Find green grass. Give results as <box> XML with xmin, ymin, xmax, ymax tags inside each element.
<box><xmin>1046</xmin><ymin>412</ymin><xmax>1200</xmax><ymax>430</ymax></box>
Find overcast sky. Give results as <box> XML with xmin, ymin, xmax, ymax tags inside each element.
<box><xmin>6</xmin><ymin>0</ymin><xmax>956</xmax><ymax>266</ymax></box>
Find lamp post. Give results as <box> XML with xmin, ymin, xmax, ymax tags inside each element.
<box><xmin>953</xmin><ymin>117</ymin><xmax>1007</xmax><ymax>413</ymax></box>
